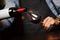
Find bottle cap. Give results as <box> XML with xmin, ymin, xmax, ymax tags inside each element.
<box><xmin>17</xmin><ymin>8</ymin><xmax>27</xmax><ymax>13</ymax></box>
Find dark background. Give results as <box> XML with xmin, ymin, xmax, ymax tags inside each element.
<box><xmin>1</xmin><ymin>0</ymin><xmax>60</xmax><ymax>40</ymax></box>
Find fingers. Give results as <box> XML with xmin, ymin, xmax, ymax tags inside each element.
<box><xmin>42</xmin><ymin>16</ymin><xmax>50</xmax><ymax>26</ymax></box>
<box><xmin>54</xmin><ymin>20</ymin><xmax>60</xmax><ymax>25</ymax></box>
<box><xmin>42</xmin><ymin>16</ymin><xmax>55</xmax><ymax>30</ymax></box>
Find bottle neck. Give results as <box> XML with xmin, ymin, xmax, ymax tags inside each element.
<box><xmin>9</xmin><ymin>7</ymin><xmax>17</xmax><ymax>17</ymax></box>
<box><xmin>9</xmin><ymin>7</ymin><xmax>27</xmax><ymax>17</ymax></box>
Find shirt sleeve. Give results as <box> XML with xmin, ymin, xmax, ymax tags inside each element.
<box><xmin>1</xmin><ymin>17</ymin><xmax>14</xmax><ymax>29</ymax></box>
<box><xmin>1</xmin><ymin>0</ymin><xmax>20</xmax><ymax>30</ymax></box>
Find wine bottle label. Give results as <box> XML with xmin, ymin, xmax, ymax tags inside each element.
<box><xmin>0</xmin><ymin>8</ymin><xmax>10</xmax><ymax>19</ymax></box>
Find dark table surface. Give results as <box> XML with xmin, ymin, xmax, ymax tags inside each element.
<box><xmin>3</xmin><ymin>32</ymin><xmax>60</xmax><ymax>40</ymax></box>
<box><xmin>11</xmin><ymin>32</ymin><xmax>60</xmax><ymax>40</ymax></box>
<box><xmin>1</xmin><ymin>30</ymin><xmax>60</xmax><ymax>40</ymax></box>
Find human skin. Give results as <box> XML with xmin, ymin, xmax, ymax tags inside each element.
<box><xmin>42</xmin><ymin>16</ymin><xmax>60</xmax><ymax>30</ymax></box>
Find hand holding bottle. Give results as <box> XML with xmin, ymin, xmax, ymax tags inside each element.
<box><xmin>28</xmin><ymin>10</ymin><xmax>60</xmax><ymax>30</ymax></box>
<box><xmin>42</xmin><ymin>16</ymin><xmax>60</xmax><ymax>30</ymax></box>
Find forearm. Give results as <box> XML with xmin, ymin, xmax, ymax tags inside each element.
<box><xmin>0</xmin><ymin>17</ymin><xmax>14</xmax><ymax>31</ymax></box>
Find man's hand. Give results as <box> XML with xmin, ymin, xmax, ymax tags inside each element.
<box><xmin>42</xmin><ymin>16</ymin><xmax>60</xmax><ymax>30</ymax></box>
